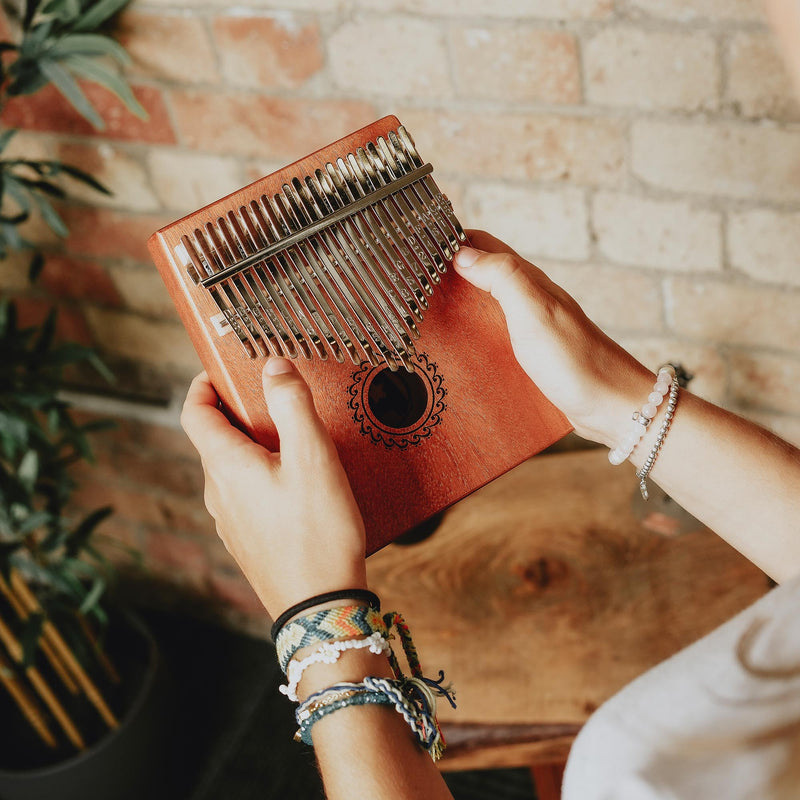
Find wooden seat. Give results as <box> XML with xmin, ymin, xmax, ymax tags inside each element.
<box><xmin>366</xmin><ymin>449</ymin><xmax>770</xmax><ymax>798</ymax></box>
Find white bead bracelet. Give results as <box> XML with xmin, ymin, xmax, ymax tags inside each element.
<box><xmin>280</xmin><ymin>632</ymin><xmax>390</xmax><ymax>702</ymax></box>
<box><xmin>608</xmin><ymin>364</ymin><xmax>676</xmax><ymax>466</ymax></box>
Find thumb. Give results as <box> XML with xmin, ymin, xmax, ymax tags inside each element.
<box><xmin>454</xmin><ymin>246</ymin><xmax>548</xmax><ymax>326</ymax></box>
<box><xmin>262</xmin><ymin>357</ymin><xmax>331</xmax><ymax>461</ymax></box>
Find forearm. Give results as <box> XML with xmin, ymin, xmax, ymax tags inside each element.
<box><xmin>622</xmin><ymin>382</ymin><xmax>800</xmax><ymax>583</ymax></box>
<box><xmin>299</xmin><ymin>649</ymin><xmax>454</xmax><ymax>800</ymax></box>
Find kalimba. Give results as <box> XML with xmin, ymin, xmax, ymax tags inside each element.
<box><xmin>148</xmin><ymin>116</ymin><xmax>571</xmax><ymax>554</ymax></box>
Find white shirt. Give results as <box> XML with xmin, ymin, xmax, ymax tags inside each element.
<box><xmin>562</xmin><ymin>573</ymin><xmax>800</xmax><ymax>800</ymax></box>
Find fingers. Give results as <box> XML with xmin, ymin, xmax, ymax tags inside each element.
<box><xmin>181</xmin><ymin>372</ymin><xmax>251</xmax><ymax>458</ymax></box>
<box><xmin>262</xmin><ymin>357</ymin><xmax>333</xmax><ymax>464</ymax></box>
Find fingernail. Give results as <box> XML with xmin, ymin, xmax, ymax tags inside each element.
<box><xmin>455</xmin><ymin>247</ymin><xmax>480</xmax><ymax>268</ymax></box>
<box><xmin>266</xmin><ymin>357</ymin><xmax>294</xmax><ymax>376</ymax></box>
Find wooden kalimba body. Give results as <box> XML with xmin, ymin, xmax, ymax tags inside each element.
<box><xmin>148</xmin><ymin>116</ymin><xmax>571</xmax><ymax>554</ymax></box>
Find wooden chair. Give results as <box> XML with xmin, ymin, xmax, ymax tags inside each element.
<box><xmin>367</xmin><ymin>449</ymin><xmax>770</xmax><ymax>799</ymax></box>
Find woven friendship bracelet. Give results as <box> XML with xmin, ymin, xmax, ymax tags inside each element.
<box><xmin>276</xmin><ymin>604</ymin><xmax>386</xmax><ymax>673</ymax></box>
<box><xmin>270</xmin><ymin>589</ymin><xmax>380</xmax><ymax>641</ymax></box>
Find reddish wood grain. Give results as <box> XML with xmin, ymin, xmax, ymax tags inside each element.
<box><xmin>148</xmin><ymin>116</ymin><xmax>572</xmax><ymax>553</ymax></box>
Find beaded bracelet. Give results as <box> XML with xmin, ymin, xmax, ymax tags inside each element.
<box><xmin>608</xmin><ymin>364</ymin><xmax>676</xmax><ymax>466</ymax></box>
<box><xmin>294</xmin><ymin>689</ymin><xmax>398</xmax><ymax>746</ymax></box>
<box><xmin>280</xmin><ymin>632</ymin><xmax>390</xmax><ymax>702</ymax></box>
<box><xmin>276</xmin><ymin>604</ymin><xmax>386</xmax><ymax>673</ymax></box>
<box><xmin>636</xmin><ymin>373</ymin><xmax>680</xmax><ymax>500</ymax></box>
<box><xmin>294</xmin><ymin>676</ymin><xmax>444</xmax><ymax>759</ymax></box>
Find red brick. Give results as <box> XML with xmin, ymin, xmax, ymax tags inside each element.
<box><xmin>59</xmin><ymin>206</ymin><xmax>169</xmax><ymax>262</ymax></box>
<box><xmin>155</xmin><ymin>496</ymin><xmax>216</xmax><ymax>537</ymax></box>
<box><xmin>451</xmin><ymin>27</ymin><xmax>581</xmax><ymax>104</ymax></box>
<box><xmin>123</xmin><ymin>419</ymin><xmax>201</xmax><ymax>461</ymax></box>
<box><xmin>55</xmin><ymin>141</ymin><xmax>159</xmax><ymax>212</ymax></box>
<box><xmin>72</xmin><ymin>481</ymin><xmax>168</xmax><ymax>529</ymax></box>
<box><xmin>398</xmin><ymin>109</ymin><xmax>625</xmax><ymax>186</ymax></box>
<box><xmin>12</xmin><ymin>295</ymin><xmax>94</xmax><ymax>346</ymax></box>
<box><xmin>40</xmin><ymin>254</ymin><xmax>123</xmax><ymax>307</ymax></box>
<box><xmin>169</xmin><ymin>91</ymin><xmax>376</xmax><ymax>159</ymax></box>
<box><xmin>93</xmin><ymin>443</ymin><xmax>205</xmax><ymax>499</ymax></box>
<box><xmin>2</xmin><ymin>82</ymin><xmax>176</xmax><ymax>144</ymax></box>
<box><xmin>145</xmin><ymin>530</ymin><xmax>209</xmax><ymax>576</ymax></box>
<box><xmin>212</xmin><ymin>15</ymin><xmax>323</xmax><ymax>89</ymax></box>
<box><xmin>117</xmin><ymin>11</ymin><xmax>219</xmax><ymax>84</ymax></box>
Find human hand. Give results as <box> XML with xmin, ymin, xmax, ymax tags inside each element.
<box><xmin>180</xmin><ymin>359</ymin><xmax>367</xmax><ymax>620</ymax></box>
<box><xmin>454</xmin><ymin>230</ymin><xmax>652</xmax><ymax>448</ymax></box>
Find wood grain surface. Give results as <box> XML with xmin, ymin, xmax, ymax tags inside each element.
<box><xmin>366</xmin><ymin>449</ymin><xmax>771</xmax><ymax>732</ymax></box>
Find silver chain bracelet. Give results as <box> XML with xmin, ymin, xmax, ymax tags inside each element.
<box><xmin>635</xmin><ymin>373</ymin><xmax>680</xmax><ymax>500</ymax></box>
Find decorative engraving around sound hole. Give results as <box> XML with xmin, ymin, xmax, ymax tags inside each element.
<box><xmin>347</xmin><ymin>353</ymin><xmax>446</xmax><ymax>449</ymax></box>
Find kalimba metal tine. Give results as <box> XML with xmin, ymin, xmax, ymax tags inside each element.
<box><xmin>220</xmin><ymin>209</ymin><xmax>329</xmax><ymax>362</ymax></box>
<box><xmin>311</xmin><ymin>169</ymin><xmax>425</xmax><ymax>322</ymax></box>
<box><xmin>245</xmin><ymin>198</ymin><xmax>321</xmax><ymax>361</ymax></box>
<box><xmin>225</xmin><ymin>210</ymin><xmax>316</xmax><ymax>360</ymax></box>
<box><xmin>396</xmin><ymin>126</ymin><xmax>466</xmax><ymax>244</ymax></box>
<box><xmin>282</xmin><ymin>179</ymin><xmax>413</xmax><ymax>368</ymax></box>
<box><xmin>235</xmin><ymin>204</ymin><xmax>300</xmax><ymax>359</ymax></box>
<box><xmin>233</xmin><ymin>204</ymin><xmax>349</xmax><ymax>364</ymax></box>
<box><xmin>203</xmin><ymin>221</ymin><xmax>273</xmax><ymax>358</ymax></box>
<box><xmin>264</xmin><ymin>187</ymin><xmax>383</xmax><ymax>368</ymax></box>
<box><xmin>364</xmin><ymin>142</ymin><xmax>446</xmax><ymax>272</ymax></box>
<box><xmin>178</xmin><ymin>235</ymin><xmax>258</xmax><ymax>358</ymax></box>
<box><xmin>291</xmin><ymin>176</ymin><xmax>419</xmax><ymax>342</ymax></box>
<box><xmin>355</xmin><ymin>147</ymin><xmax>444</xmax><ymax>280</ymax></box>
<box><xmin>198</xmin><ymin>220</ymin><xmax>288</xmax><ymax>358</ymax></box>
<box><xmin>215</xmin><ymin>215</ymin><xmax>288</xmax><ymax>358</ymax></box>
<box><xmin>309</xmin><ymin>174</ymin><xmax>421</xmax><ymax>359</ymax></box>
<box><xmin>384</xmin><ymin>132</ymin><xmax>460</xmax><ymax>254</ymax></box>
<box><xmin>334</xmin><ymin>158</ymin><xmax>433</xmax><ymax>299</ymax></box>
<box><xmin>348</xmin><ymin>151</ymin><xmax>440</xmax><ymax>287</ymax></box>
<box><xmin>322</xmin><ymin>161</ymin><xmax>427</xmax><ymax>309</ymax></box>
<box><xmin>194</xmin><ymin>227</ymin><xmax>267</xmax><ymax>356</ymax></box>
<box><xmin>375</xmin><ymin>136</ymin><xmax>454</xmax><ymax>262</ymax></box>
<box><xmin>267</xmin><ymin>187</ymin><xmax>393</xmax><ymax>369</ymax></box>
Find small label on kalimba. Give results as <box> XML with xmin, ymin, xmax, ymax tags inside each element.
<box><xmin>211</xmin><ymin>311</ymin><xmax>232</xmax><ymax>336</ymax></box>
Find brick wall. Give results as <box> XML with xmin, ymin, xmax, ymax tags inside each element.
<box><xmin>5</xmin><ymin>0</ymin><xmax>800</xmax><ymax>622</ymax></box>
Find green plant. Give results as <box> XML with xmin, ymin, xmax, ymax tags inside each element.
<box><xmin>0</xmin><ymin>0</ymin><xmax>142</xmax><ymax>672</ymax></box>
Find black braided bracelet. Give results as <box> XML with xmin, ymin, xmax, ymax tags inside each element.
<box><xmin>270</xmin><ymin>589</ymin><xmax>381</xmax><ymax>641</ymax></box>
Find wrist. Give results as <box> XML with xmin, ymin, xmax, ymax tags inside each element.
<box><xmin>573</xmin><ymin>365</ymin><xmax>655</xmax><ymax>450</ymax></box>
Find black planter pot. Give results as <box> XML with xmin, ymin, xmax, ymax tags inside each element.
<box><xmin>0</xmin><ymin>613</ymin><xmax>172</xmax><ymax>800</ymax></box>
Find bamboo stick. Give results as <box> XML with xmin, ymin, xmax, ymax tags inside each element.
<box><xmin>0</xmin><ymin>651</ymin><xmax>57</xmax><ymax>749</ymax></box>
<box><xmin>0</xmin><ymin>616</ymin><xmax>85</xmax><ymax>750</ymax></box>
<box><xmin>10</xmin><ymin>571</ymin><xmax>119</xmax><ymax>730</ymax></box>
<box><xmin>0</xmin><ymin>575</ymin><xmax>80</xmax><ymax>694</ymax></box>
<box><xmin>76</xmin><ymin>613</ymin><xmax>120</xmax><ymax>685</ymax></box>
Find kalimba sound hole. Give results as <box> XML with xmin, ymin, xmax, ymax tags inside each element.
<box><xmin>367</xmin><ymin>367</ymin><xmax>429</xmax><ymax>430</ymax></box>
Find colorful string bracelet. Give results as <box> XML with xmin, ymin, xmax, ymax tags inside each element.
<box><xmin>270</xmin><ymin>589</ymin><xmax>380</xmax><ymax>641</ymax></box>
<box><xmin>276</xmin><ymin>604</ymin><xmax>386</xmax><ymax>673</ymax></box>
